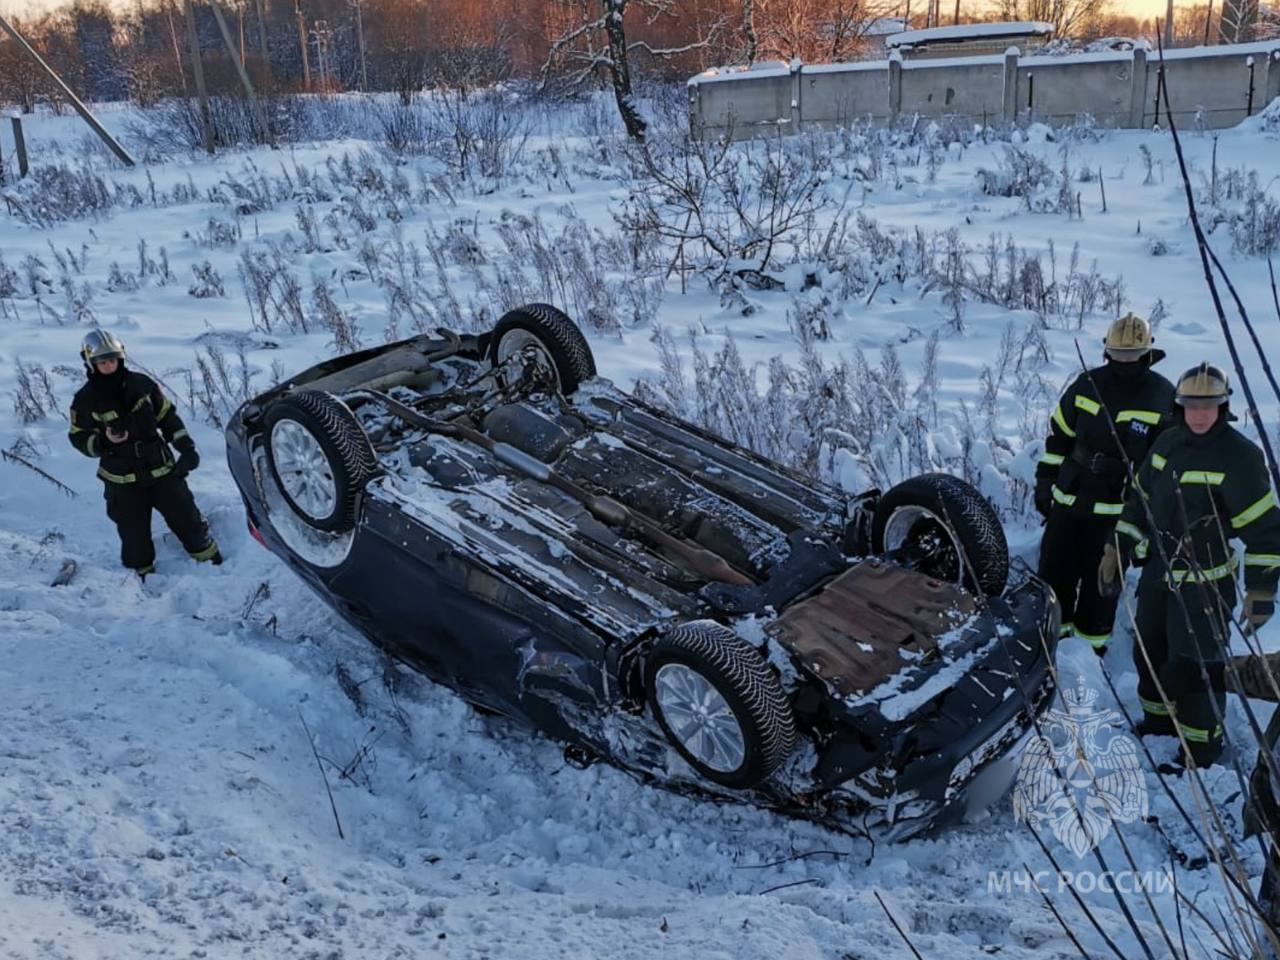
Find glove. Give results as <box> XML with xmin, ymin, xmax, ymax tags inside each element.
<box><xmin>1244</xmin><ymin>589</ymin><xmax>1276</xmax><ymax>630</ymax></box>
<box><xmin>1034</xmin><ymin>479</ymin><xmax>1053</xmax><ymax>519</ymax></box>
<box><xmin>175</xmin><ymin>446</ymin><xmax>200</xmax><ymax>479</ymax></box>
<box><xmin>1097</xmin><ymin>543</ymin><xmax>1123</xmax><ymax>598</ymax></box>
<box><xmin>1229</xmin><ymin>651</ymin><xmax>1280</xmax><ymax>700</ymax></box>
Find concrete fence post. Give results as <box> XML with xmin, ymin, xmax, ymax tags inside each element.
<box><xmin>1001</xmin><ymin>47</ymin><xmax>1019</xmax><ymax>123</ymax></box>
<box><xmin>888</xmin><ymin>51</ymin><xmax>903</xmax><ymax>119</ymax></box>
<box><xmin>1267</xmin><ymin>50</ymin><xmax>1280</xmax><ymax>107</ymax></box>
<box><xmin>790</xmin><ymin>58</ymin><xmax>803</xmax><ymax>130</ymax></box>
<box><xmin>1129</xmin><ymin>44</ymin><xmax>1149</xmax><ymax>129</ymax></box>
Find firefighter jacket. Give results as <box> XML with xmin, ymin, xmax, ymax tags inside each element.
<box><xmin>68</xmin><ymin>366</ymin><xmax>194</xmax><ymax>486</ymax></box>
<box><xmin>1036</xmin><ymin>355</ymin><xmax>1176</xmax><ymax>517</ymax></box>
<box><xmin>1116</xmin><ymin>416</ymin><xmax>1280</xmax><ymax>594</ymax></box>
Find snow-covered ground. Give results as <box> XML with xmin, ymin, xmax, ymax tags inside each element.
<box><xmin>2</xmin><ymin>94</ymin><xmax>1279</xmax><ymax>958</ymax></box>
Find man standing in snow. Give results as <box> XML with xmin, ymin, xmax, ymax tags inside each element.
<box><xmin>1035</xmin><ymin>313</ymin><xmax>1176</xmax><ymax>655</ymax></box>
<box><xmin>68</xmin><ymin>329</ymin><xmax>221</xmax><ymax>578</ymax></box>
<box><xmin>1100</xmin><ymin>362</ymin><xmax>1280</xmax><ymax>768</ymax></box>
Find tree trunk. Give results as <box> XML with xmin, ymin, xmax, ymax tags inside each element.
<box><xmin>603</xmin><ymin>0</ymin><xmax>645</xmax><ymax>141</ymax></box>
<box><xmin>743</xmin><ymin>0</ymin><xmax>757</xmax><ymax>64</ymax></box>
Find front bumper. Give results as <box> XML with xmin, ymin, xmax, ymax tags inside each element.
<box><xmin>822</xmin><ymin>576</ymin><xmax>1060</xmax><ymax>838</ymax></box>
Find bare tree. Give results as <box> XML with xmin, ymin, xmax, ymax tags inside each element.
<box><xmin>541</xmin><ymin>0</ymin><xmax>725</xmax><ymax>141</ymax></box>
<box><xmin>742</xmin><ymin>0</ymin><xmax>758</xmax><ymax>63</ymax></box>
<box><xmin>752</xmin><ymin>0</ymin><xmax>898</xmax><ymax>62</ymax></box>
<box><xmin>998</xmin><ymin>0</ymin><xmax>1112</xmax><ymax>38</ymax></box>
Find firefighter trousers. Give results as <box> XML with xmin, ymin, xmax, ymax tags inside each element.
<box><xmin>104</xmin><ymin>473</ymin><xmax>218</xmax><ymax>573</ymax></box>
<box><xmin>1132</xmin><ymin>573</ymin><xmax>1236</xmax><ymax>766</ymax></box>
<box><xmin>1037</xmin><ymin>509</ymin><xmax>1121</xmax><ymax>650</ymax></box>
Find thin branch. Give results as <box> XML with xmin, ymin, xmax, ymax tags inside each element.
<box><xmin>297</xmin><ymin>707</ymin><xmax>345</xmax><ymax>840</ymax></box>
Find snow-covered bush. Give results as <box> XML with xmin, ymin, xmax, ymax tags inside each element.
<box><xmin>238</xmin><ymin>244</ymin><xmax>308</xmax><ymax>334</ymax></box>
<box><xmin>188</xmin><ymin>261</ymin><xmax>226</xmax><ymax>299</ymax></box>
<box><xmin>11</xmin><ymin>359</ymin><xmax>61</xmax><ymax>424</ymax></box>
<box><xmin>634</xmin><ymin>317</ymin><xmax>1054</xmax><ymax>518</ymax></box>
<box><xmin>1199</xmin><ymin>165</ymin><xmax>1280</xmax><ymax>255</ymax></box>
<box><xmin>975</xmin><ymin>145</ymin><xmax>1075</xmax><ymax>214</ymax></box>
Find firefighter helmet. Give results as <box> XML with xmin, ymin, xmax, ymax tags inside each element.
<box><xmin>1175</xmin><ymin>362</ymin><xmax>1231</xmax><ymax>407</ymax></box>
<box><xmin>1103</xmin><ymin>312</ymin><xmax>1153</xmax><ymax>361</ymax></box>
<box><xmin>81</xmin><ymin>328</ymin><xmax>126</xmax><ymax>368</ymax></box>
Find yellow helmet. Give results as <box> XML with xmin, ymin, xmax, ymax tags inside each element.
<box><xmin>1175</xmin><ymin>362</ymin><xmax>1230</xmax><ymax>406</ymax></box>
<box><xmin>1103</xmin><ymin>312</ymin><xmax>1153</xmax><ymax>360</ymax></box>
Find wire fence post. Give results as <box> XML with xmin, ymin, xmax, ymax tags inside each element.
<box><xmin>11</xmin><ymin>115</ymin><xmax>27</xmax><ymax>178</ymax></box>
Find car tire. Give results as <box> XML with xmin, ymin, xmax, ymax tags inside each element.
<box><xmin>489</xmin><ymin>303</ymin><xmax>596</xmax><ymax>395</ymax></box>
<box><xmin>263</xmin><ymin>391</ymin><xmax>378</xmax><ymax>533</ymax></box>
<box><xmin>871</xmin><ymin>473</ymin><xmax>1008</xmax><ymax>596</ymax></box>
<box><xmin>645</xmin><ymin>621</ymin><xmax>796</xmax><ymax>790</ymax></box>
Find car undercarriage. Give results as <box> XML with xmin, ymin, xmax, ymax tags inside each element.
<box><xmin>226</xmin><ymin>303</ymin><xmax>1059</xmax><ymax>839</ymax></box>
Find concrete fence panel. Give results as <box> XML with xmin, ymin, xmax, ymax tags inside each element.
<box><xmin>1143</xmin><ymin>43</ymin><xmax>1280</xmax><ymax>128</ymax></box>
<box><xmin>800</xmin><ymin>63</ymin><xmax>890</xmax><ymax>127</ymax></box>
<box><xmin>688</xmin><ymin>40</ymin><xmax>1280</xmax><ymax>139</ymax></box>
<box><xmin>901</xmin><ymin>55</ymin><xmax>1006</xmax><ymax>124</ymax></box>
<box><xmin>1017</xmin><ymin>52</ymin><xmax>1134</xmax><ymax>126</ymax></box>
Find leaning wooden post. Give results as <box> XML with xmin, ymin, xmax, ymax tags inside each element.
<box><xmin>0</xmin><ymin>14</ymin><xmax>136</xmax><ymax>167</ymax></box>
<box><xmin>11</xmin><ymin>116</ymin><xmax>28</xmax><ymax>178</ymax></box>
<box><xmin>208</xmin><ymin>0</ymin><xmax>274</xmax><ymax>145</ymax></box>
<box><xmin>182</xmin><ymin>0</ymin><xmax>216</xmax><ymax>155</ymax></box>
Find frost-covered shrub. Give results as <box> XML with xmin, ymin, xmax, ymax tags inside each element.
<box><xmin>2</xmin><ymin>162</ymin><xmax>118</xmax><ymax>227</ymax></box>
<box><xmin>1199</xmin><ymin>166</ymin><xmax>1280</xmax><ymax>256</ymax></box>
<box><xmin>975</xmin><ymin>146</ymin><xmax>1069</xmax><ymax>213</ymax></box>
<box><xmin>311</xmin><ymin>277</ymin><xmax>362</xmax><ymax>353</ymax></box>
<box><xmin>11</xmin><ymin>359</ymin><xmax>61</xmax><ymax>424</ymax></box>
<box><xmin>194</xmin><ymin>216</ymin><xmax>242</xmax><ymax>249</ymax></box>
<box><xmin>238</xmin><ymin>244</ymin><xmax>308</xmax><ymax>334</ymax></box>
<box><xmin>635</xmin><ymin>317</ymin><xmax>1052</xmax><ymax>519</ymax></box>
<box><xmin>106</xmin><ymin>262</ymin><xmax>141</xmax><ymax>293</ymax></box>
<box><xmin>188</xmin><ymin>261</ymin><xmax>226</xmax><ymax>298</ymax></box>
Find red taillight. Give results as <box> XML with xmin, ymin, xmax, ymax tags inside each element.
<box><xmin>248</xmin><ymin>519</ymin><xmax>267</xmax><ymax>547</ymax></box>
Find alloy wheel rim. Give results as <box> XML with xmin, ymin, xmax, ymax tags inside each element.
<box><xmin>654</xmin><ymin>663</ymin><xmax>746</xmax><ymax>773</ymax></box>
<box><xmin>271</xmin><ymin>419</ymin><xmax>337</xmax><ymax>520</ymax></box>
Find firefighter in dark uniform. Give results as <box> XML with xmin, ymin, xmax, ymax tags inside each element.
<box><xmin>68</xmin><ymin>329</ymin><xmax>221</xmax><ymax>577</ymax></box>
<box><xmin>1100</xmin><ymin>362</ymin><xmax>1280</xmax><ymax>767</ymax></box>
<box><xmin>1035</xmin><ymin>313</ymin><xmax>1176</xmax><ymax>654</ymax></box>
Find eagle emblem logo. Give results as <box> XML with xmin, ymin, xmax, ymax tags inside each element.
<box><xmin>1012</xmin><ymin>681</ymin><xmax>1147</xmax><ymax>857</ymax></box>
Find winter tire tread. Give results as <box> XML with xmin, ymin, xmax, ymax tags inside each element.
<box><xmin>872</xmin><ymin>472</ymin><xmax>1009</xmax><ymax>596</ymax></box>
<box><xmin>264</xmin><ymin>390</ymin><xmax>378</xmax><ymax>533</ymax></box>
<box><xmin>490</xmin><ymin>303</ymin><xmax>596</xmax><ymax>395</ymax></box>
<box><xmin>646</xmin><ymin>621</ymin><xmax>796</xmax><ymax>789</ymax></box>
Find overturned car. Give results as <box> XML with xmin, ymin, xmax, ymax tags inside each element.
<box><xmin>226</xmin><ymin>304</ymin><xmax>1059</xmax><ymax>838</ymax></box>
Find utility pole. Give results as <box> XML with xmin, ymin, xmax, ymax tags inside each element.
<box><xmin>312</xmin><ymin>19</ymin><xmax>331</xmax><ymax>90</ymax></box>
<box><xmin>1204</xmin><ymin>0</ymin><xmax>1214</xmax><ymax>44</ymax></box>
<box><xmin>182</xmin><ymin>0</ymin><xmax>215</xmax><ymax>153</ymax></box>
<box><xmin>295</xmin><ymin>0</ymin><xmax>311</xmax><ymax>91</ymax></box>
<box><xmin>1164</xmin><ymin>0</ymin><xmax>1175</xmax><ymax>47</ymax></box>
<box><xmin>209</xmin><ymin>0</ymin><xmax>273</xmax><ymax>144</ymax></box>
<box><xmin>352</xmin><ymin>0</ymin><xmax>367</xmax><ymax>92</ymax></box>
<box><xmin>253</xmin><ymin>0</ymin><xmax>271</xmax><ymax>87</ymax></box>
<box><xmin>0</xmin><ymin>13</ymin><xmax>137</xmax><ymax>165</ymax></box>
<box><xmin>953</xmin><ymin>0</ymin><xmax>960</xmax><ymax>26</ymax></box>
<box><xmin>165</xmin><ymin>0</ymin><xmax>189</xmax><ymax>93</ymax></box>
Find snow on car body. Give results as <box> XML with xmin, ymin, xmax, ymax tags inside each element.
<box><xmin>225</xmin><ymin>304</ymin><xmax>1060</xmax><ymax>839</ymax></box>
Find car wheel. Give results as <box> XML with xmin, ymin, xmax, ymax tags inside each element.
<box><xmin>871</xmin><ymin>473</ymin><xmax>1009</xmax><ymax>596</ymax></box>
<box><xmin>489</xmin><ymin>303</ymin><xmax>596</xmax><ymax>395</ymax></box>
<box><xmin>263</xmin><ymin>391</ymin><xmax>378</xmax><ymax>533</ymax></box>
<box><xmin>645</xmin><ymin>621</ymin><xmax>796</xmax><ymax>790</ymax></box>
